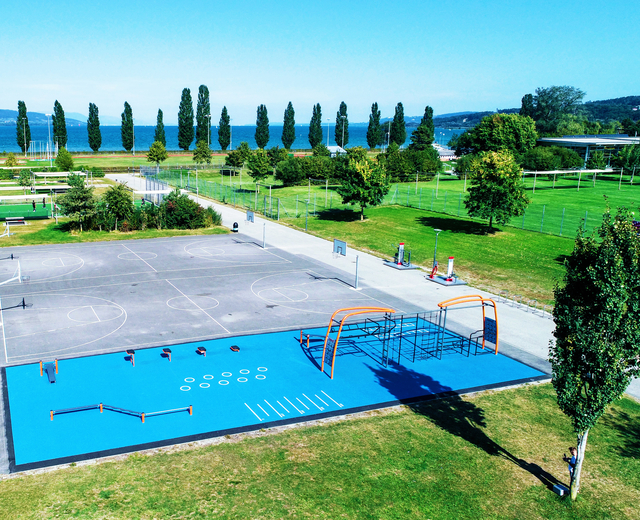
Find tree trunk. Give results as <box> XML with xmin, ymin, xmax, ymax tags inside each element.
<box><xmin>570</xmin><ymin>429</ymin><xmax>589</xmax><ymax>500</ymax></box>
<box><xmin>360</xmin><ymin>207</ymin><xmax>364</xmax><ymax>221</ymax></box>
<box><xmin>488</xmin><ymin>215</ymin><xmax>493</xmax><ymax>230</ymax></box>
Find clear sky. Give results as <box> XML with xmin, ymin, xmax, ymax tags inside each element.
<box><xmin>1</xmin><ymin>0</ymin><xmax>638</xmax><ymax>125</ymax></box>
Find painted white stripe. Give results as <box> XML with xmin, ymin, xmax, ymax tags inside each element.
<box><xmin>166</xmin><ymin>280</ymin><xmax>230</xmax><ymax>334</ymax></box>
<box><xmin>297</xmin><ymin>398</ymin><xmax>310</xmax><ymax>410</ymax></box>
<box><xmin>321</xmin><ymin>391</ymin><xmax>343</xmax><ymax>408</ymax></box>
<box><xmin>303</xmin><ymin>393</ymin><xmax>323</xmax><ymax>411</ymax></box>
<box><xmin>277</xmin><ymin>400</ymin><xmax>289</xmax><ymax>414</ymax></box>
<box><xmin>121</xmin><ymin>244</ymin><xmax>157</xmax><ymax>272</ymax></box>
<box><xmin>264</xmin><ymin>400</ymin><xmax>283</xmax><ymax>417</ymax></box>
<box><xmin>257</xmin><ymin>403</ymin><xmax>269</xmax><ymax>417</ymax></box>
<box><xmin>245</xmin><ymin>403</ymin><xmax>263</xmax><ymax>421</ymax></box>
<box><xmin>90</xmin><ymin>306</ymin><xmax>101</xmax><ymax>323</ymax></box>
<box><xmin>0</xmin><ymin>294</ymin><xmax>7</xmax><ymax>365</ymax></box>
<box><xmin>284</xmin><ymin>396</ymin><xmax>303</xmax><ymax>414</ymax></box>
<box><xmin>315</xmin><ymin>394</ymin><xmax>329</xmax><ymax>407</ymax></box>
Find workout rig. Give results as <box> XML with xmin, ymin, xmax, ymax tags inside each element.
<box><xmin>300</xmin><ymin>296</ymin><xmax>498</xmax><ymax>379</ymax></box>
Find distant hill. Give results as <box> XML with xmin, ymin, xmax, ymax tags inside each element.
<box><xmin>0</xmin><ymin>109</ymin><xmax>85</xmax><ymax>127</ymax></box>
<box><xmin>581</xmin><ymin>96</ymin><xmax>640</xmax><ymax>122</ymax></box>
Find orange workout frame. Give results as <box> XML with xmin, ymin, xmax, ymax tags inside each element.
<box><xmin>437</xmin><ymin>295</ymin><xmax>499</xmax><ymax>353</ymax></box>
<box><xmin>321</xmin><ymin>306</ymin><xmax>396</xmax><ymax>379</ymax></box>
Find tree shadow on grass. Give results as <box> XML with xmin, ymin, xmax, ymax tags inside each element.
<box><xmin>600</xmin><ymin>409</ymin><xmax>640</xmax><ymax>458</ymax></box>
<box><xmin>368</xmin><ymin>362</ymin><xmax>564</xmax><ymax>489</ymax></box>
<box><xmin>316</xmin><ymin>208</ymin><xmax>362</xmax><ymax>223</ymax></box>
<box><xmin>416</xmin><ymin>215</ymin><xmax>495</xmax><ymax>236</ymax></box>
<box><xmin>555</xmin><ymin>254</ymin><xmax>570</xmax><ymax>265</ymax></box>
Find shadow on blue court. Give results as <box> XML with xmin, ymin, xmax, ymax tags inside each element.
<box><xmin>4</xmin><ymin>323</ymin><xmax>546</xmax><ymax>471</ymax></box>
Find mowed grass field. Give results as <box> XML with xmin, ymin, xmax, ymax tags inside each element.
<box><xmin>0</xmin><ymin>384</ymin><xmax>638</xmax><ymax>519</ymax></box>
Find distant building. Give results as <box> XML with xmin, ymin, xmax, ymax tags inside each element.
<box><xmin>433</xmin><ymin>144</ymin><xmax>457</xmax><ymax>161</ymax></box>
<box><xmin>537</xmin><ymin>135</ymin><xmax>640</xmax><ymax>166</ymax></box>
<box><xmin>326</xmin><ymin>146</ymin><xmax>346</xmax><ymax>158</ymax></box>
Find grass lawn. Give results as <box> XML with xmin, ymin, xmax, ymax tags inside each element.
<box><xmin>289</xmin><ymin>205</ymin><xmax>572</xmax><ymax>304</ymax></box>
<box><xmin>0</xmin><ymin>219</ymin><xmax>227</xmax><ymax>247</ymax></box>
<box><xmin>0</xmin><ymin>384</ymin><xmax>638</xmax><ymax>519</ymax></box>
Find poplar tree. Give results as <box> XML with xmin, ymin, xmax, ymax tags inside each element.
<box><xmin>308</xmin><ymin>103</ymin><xmax>323</xmax><ymax>149</ymax></box>
<box><xmin>389</xmin><ymin>102</ymin><xmax>406</xmax><ymax>146</ymax></box>
<box><xmin>178</xmin><ymin>88</ymin><xmax>195</xmax><ymax>151</ymax></box>
<box><xmin>195</xmin><ymin>85</ymin><xmax>211</xmax><ymax>145</ymax></box>
<box><xmin>282</xmin><ymin>102</ymin><xmax>296</xmax><ymax>150</ymax></box>
<box><xmin>366</xmin><ymin>102</ymin><xmax>381</xmax><ymax>150</ymax></box>
<box><xmin>334</xmin><ymin>101</ymin><xmax>349</xmax><ymax>148</ymax></box>
<box><xmin>408</xmin><ymin>105</ymin><xmax>435</xmax><ymax>151</ymax></box>
<box><xmin>551</xmin><ymin>207</ymin><xmax>640</xmax><ymax>500</ymax></box>
<box><xmin>87</xmin><ymin>103</ymin><xmax>102</xmax><ymax>152</ymax></box>
<box><xmin>255</xmin><ymin>104</ymin><xmax>270</xmax><ymax>149</ymax></box>
<box><xmin>16</xmin><ymin>101</ymin><xmax>31</xmax><ymax>155</ymax></box>
<box><xmin>121</xmin><ymin>102</ymin><xmax>134</xmax><ymax>152</ymax></box>
<box><xmin>154</xmin><ymin>109</ymin><xmax>166</xmax><ymax>147</ymax></box>
<box><xmin>218</xmin><ymin>107</ymin><xmax>231</xmax><ymax>150</ymax></box>
<box><xmin>52</xmin><ymin>100</ymin><xmax>68</xmax><ymax>148</ymax></box>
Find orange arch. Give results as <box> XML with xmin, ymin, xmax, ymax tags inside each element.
<box><xmin>438</xmin><ymin>295</ymin><xmax>498</xmax><ymax>353</ymax></box>
<box><xmin>321</xmin><ymin>307</ymin><xmax>396</xmax><ymax>378</ymax></box>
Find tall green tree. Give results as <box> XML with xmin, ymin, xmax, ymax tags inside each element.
<box><xmin>247</xmin><ymin>149</ymin><xmax>271</xmax><ymax>182</ymax></box>
<box><xmin>308</xmin><ymin>103</ymin><xmax>323</xmax><ymax>149</ymax></box>
<box><xmin>218</xmin><ymin>106</ymin><xmax>231</xmax><ymax>151</ymax></box>
<box><xmin>52</xmin><ymin>100</ymin><xmax>68</xmax><ymax>148</ymax></box>
<box><xmin>586</xmin><ymin>150</ymin><xmax>606</xmax><ymax>169</ymax></box>
<box><xmin>178</xmin><ymin>88</ymin><xmax>195</xmax><ymax>151</ymax></box>
<box><xmin>87</xmin><ymin>103</ymin><xmax>102</xmax><ymax>152</ymax></box>
<box><xmin>255</xmin><ymin>104</ymin><xmax>270</xmax><ymax>149</ymax></box>
<box><xmin>103</xmin><ymin>183</ymin><xmax>134</xmax><ymax>223</ymax></box>
<box><xmin>282</xmin><ymin>102</ymin><xmax>296</xmax><ymax>150</ymax></box>
<box><xmin>366</xmin><ymin>103</ymin><xmax>382</xmax><ymax>150</ymax></box>
<box><xmin>337</xmin><ymin>156</ymin><xmax>390</xmax><ymax>220</ymax></box>
<box><xmin>519</xmin><ymin>94</ymin><xmax>535</xmax><ymax>118</ymax></box>
<box><xmin>121</xmin><ymin>102</ymin><xmax>134</xmax><ymax>152</ymax></box>
<box><xmin>408</xmin><ymin>105</ymin><xmax>435</xmax><ymax>151</ymax></box>
<box><xmin>463</xmin><ymin>113</ymin><xmax>538</xmax><ymax>157</ymax></box>
<box><xmin>147</xmin><ymin>141</ymin><xmax>168</xmax><ymax>171</ymax></box>
<box><xmin>550</xmin><ymin>207</ymin><xmax>640</xmax><ymax>500</ymax></box>
<box><xmin>154</xmin><ymin>109</ymin><xmax>166</xmax><ymax>147</ymax></box>
<box><xmin>195</xmin><ymin>85</ymin><xmax>211</xmax><ymax>145</ymax></box>
<box><xmin>464</xmin><ymin>150</ymin><xmax>529</xmax><ymax>230</ymax></box>
<box><xmin>614</xmin><ymin>144</ymin><xmax>640</xmax><ymax>175</ymax></box>
<box><xmin>193</xmin><ymin>140</ymin><xmax>212</xmax><ymax>165</ymax></box>
<box><xmin>16</xmin><ymin>101</ymin><xmax>31</xmax><ymax>155</ymax></box>
<box><xmin>57</xmin><ymin>174</ymin><xmax>96</xmax><ymax>232</ymax></box>
<box><xmin>523</xmin><ymin>86</ymin><xmax>586</xmax><ymax>134</ymax></box>
<box><xmin>55</xmin><ymin>147</ymin><xmax>74</xmax><ymax>171</ymax></box>
<box><xmin>389</xmin><ymin>102</ymin><xmax>406</xmax><ymax>147</ymax></box>
<box><xmin>334</xmin><ymin>102</ymin><xmax>349</xmax><ymax>148</ymax></box>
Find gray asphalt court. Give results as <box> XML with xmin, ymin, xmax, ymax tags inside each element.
<box><xmin>0</xmin><ymin>234</ymin><xmax>420</xmax><ymax>366</ymax></box>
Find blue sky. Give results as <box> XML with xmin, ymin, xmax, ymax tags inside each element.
<box><xmin>1</xmin><ymin>0</ymin><xmax>638</xmax><ymax>125</ymax></box>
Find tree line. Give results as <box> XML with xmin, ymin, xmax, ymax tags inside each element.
<box><xmin>14</xmin><ymin>92</ymin><xmax>426</xmax><ymax>155</ymax></box>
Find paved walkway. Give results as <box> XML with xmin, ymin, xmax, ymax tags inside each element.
<box><xmin>116</xmin><ymin>173</ymin><xmax>640</xmax><ymax>403</ymax></box>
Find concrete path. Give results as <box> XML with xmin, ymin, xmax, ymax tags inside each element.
<box><xmin>112</xmin><ymin>174</ymin><xmax>640</xmax><ymax>402</ymax></box>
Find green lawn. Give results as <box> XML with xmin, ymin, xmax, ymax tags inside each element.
<box><xmin>1</xmin><ymin>384</ymin><xmax>638</xmax><ymax>519</ymax></box>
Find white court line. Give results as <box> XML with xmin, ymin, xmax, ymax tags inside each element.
<box><xmin>90</xmin><ymin>306</ymin><xmax>101</xmax><ymax>323</ymax></box>
<box><xmin>284</xmin><ymin>396</ymin><xmax>304</xmax><ymax>414</ymax></box>
<box><xmin>276</xmin><ymin>400</ymin><xmax>289</xmax><ymax>414</ymax></box>
<box><xmin>0</xmin><ymin>294</ymin><xmax>7</xmax><ymax>365</ymax></box>
<box><xmin>257</xmin><ymin>404</ymin><xmax>269</xmax><ymax>417</ymax></box>
<box><xmin>264</xmin><ymin>400</ymin><xmax>283</xmax><ymax>417</ymax></box>
<box><xmin>315</xmin><ymin>394</ymin><xmax>329</xmax><ymax>407</ymax></box>
<box><xmin>165</xmin><ymin>280</ymin><xmax>230</xmax><ymax>334</ymax></box>
<box><xmin>303</xmin><ymin>393</ymin><xmax>323</xmax><ymax>411</ymax></box>
<box><xmin>321</xmin><ymin>390</ymin><xmax>343</xmax><ymax>408</ymax></box>
<box><xmin>120</xmin><ymin>244</ymin><xmax>157</xmax><ymax>273</ymax></box>
<box><xmin>245</xmin><ymin>403</ymin><xmax>263</xmax><ymax>422</ymax></box>
<box><xmin>271</xmin><ymin>288</ymin><xmax>295</xmax><ymax>302</ymax></box>
<box><xmin>297</xmin><ymin>398</ymin><xmax>310</xmax><ymax>410</ymax></box>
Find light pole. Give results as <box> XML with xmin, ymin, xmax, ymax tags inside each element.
<box><xmin>132</xmin><ymin>118</ymin><xmax>135</xmax><ymax>156</ymax></box>
<box><xmin>46</xmin><ymin>114</ymin><xmax>52</xmax><ymax>167</ymax></box>
<box><xmin>206</xmin><ymin>114</ymin><xmax>211</xmax><ymax>147</ymax></box>
<box><xmin>432</xmin><ymin>229</ymin><xmax>443</xmax><ymax>271</ymax></box>
<box><xmin>341</xmin><ymin>115</ymin><xmax>346</xmax><ymax>149</ymax></box>
<box><xmin>387</xmin><ymin>120</ymin><xmax>391</xmax><ymax>150</ymax></box>
<box><xmin>21</xmin><ymin>117</ymin><xmax>27</xmax><ymax>158</ymax></box>
<box><xmin>230</xmin><ymin>119</ymin><xmax>233</xmax><ymax>150</ymax></box>
<box><xmin>326</xmin><ymin>119</ymin><xmax>330</xmax><ymax>146</ymax></box>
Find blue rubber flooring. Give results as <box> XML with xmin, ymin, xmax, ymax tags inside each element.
<box><xmin>5</xmin><ymin>326</ymin><xmax>544</xmax><ymax>470</ymax></box>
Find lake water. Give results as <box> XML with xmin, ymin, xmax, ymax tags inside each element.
<box><xmin>0</xmin><ymin>125</ymin><xmax>459</xmax><ymax>154</ymax></box>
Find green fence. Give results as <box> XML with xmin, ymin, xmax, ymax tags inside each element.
<box><xmin>154</xmin><ymin>169</ymin><xmax>634</xmax><ymax>239</ymax></box>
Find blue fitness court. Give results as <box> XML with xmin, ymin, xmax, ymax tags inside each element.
<box><xmin>4</xmin><ymin>315</ymin><xmax>545</xmax><ymax>471</ymax></box>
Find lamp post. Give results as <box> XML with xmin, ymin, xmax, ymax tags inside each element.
<box><xmin>132</xmin><ymin>118</ymin><xmax>135</xmax><ymax>157</ymax></box>
<box><xmin>432</xmin><ymin>228</ymin><xmax>443</xmax><ymax>270</ymax></box>
<box><xmin>206</xmin><ymin>114</ymin><xmax>211</xmax><ymax>146</ymax></box>
<box><xmin>21</xmin><ymin>117</ymin><xmax>27</xmax><ymax>158</ymax></box>
<box><xmin>341</xmin><ymin>115</ymin><xmax>346</xmax><ymax>149</ymax></box>
<box><xmin>46</xmin><ymin>114</ymin><xmax>52</xmax><ymax>167</ymax></box>
<box><xmin>326</xmin><ymin>119</ymin><xmax>330</xmax><ymax>146</ymax></box>
<box><xmin>387</xmin><ymin>120</ymin><xmax>391</xmax><ymax>150</ymax></box>
<box><xmin>230</xmin><ymin>118</ymin><xmax>233</xmax><ymax>150</ymax></box>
